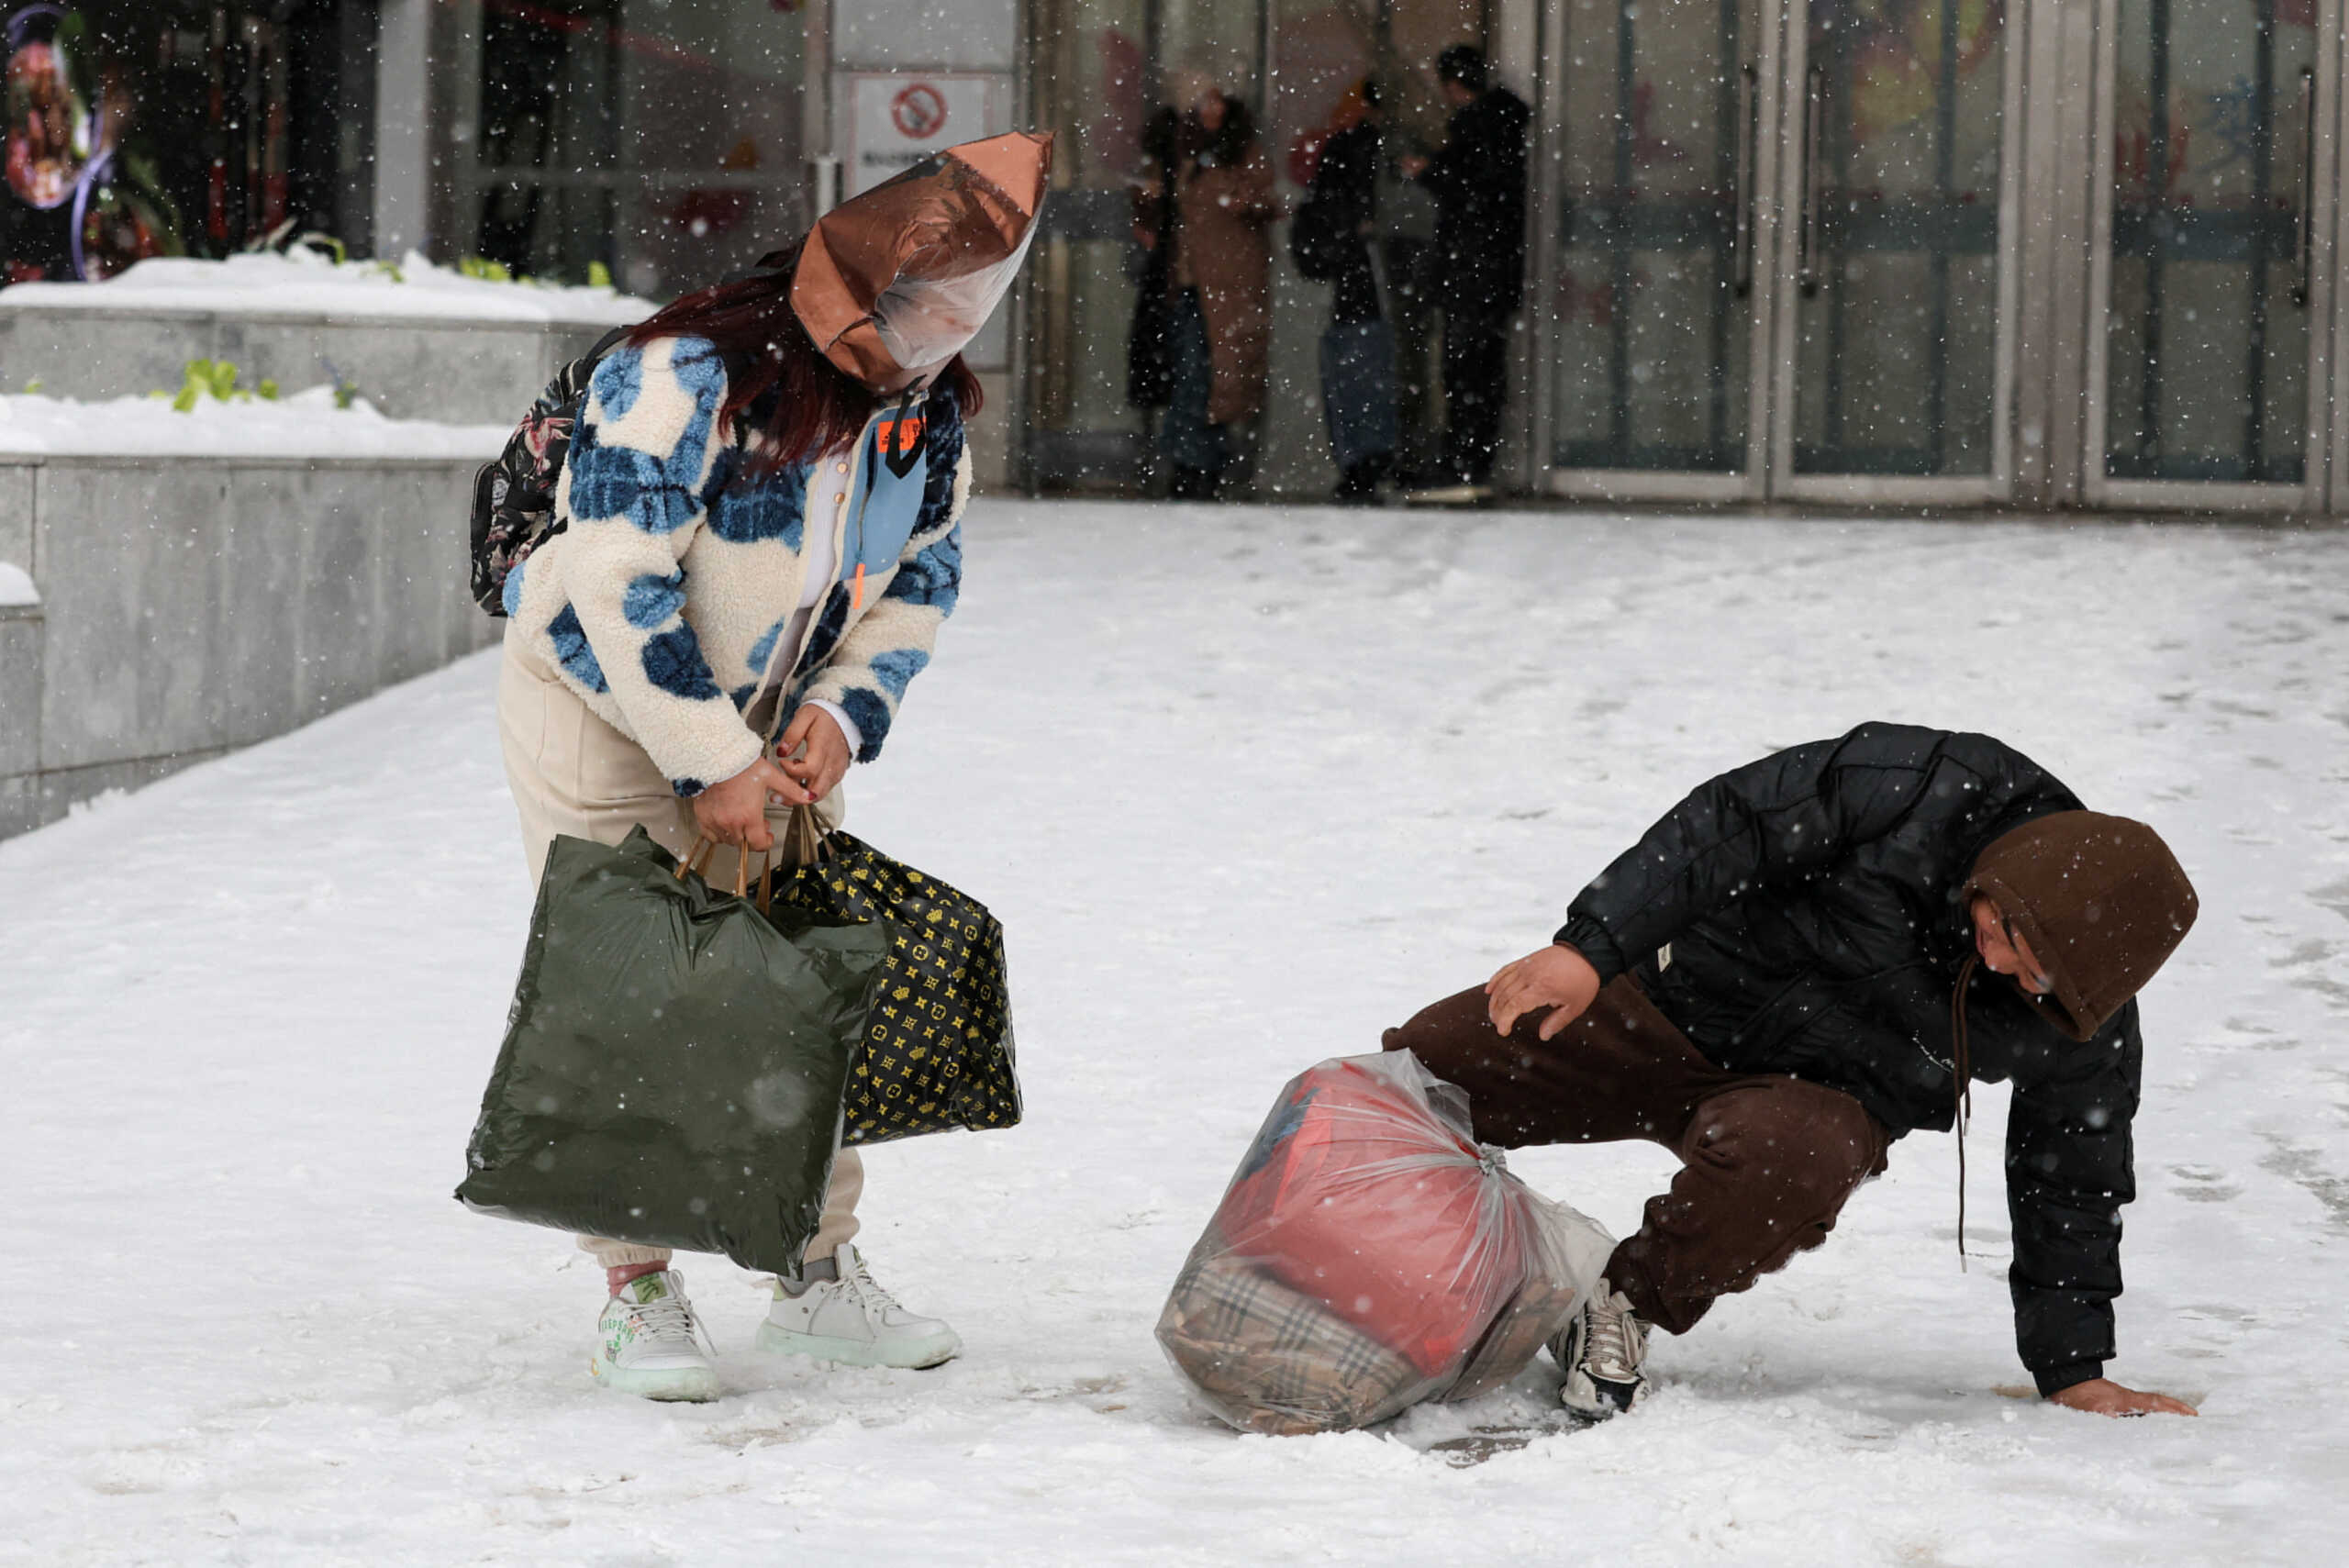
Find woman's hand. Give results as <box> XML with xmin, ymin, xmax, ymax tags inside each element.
<box><xmin>2047</xmin><ymin>1379</ymin><xmax>2198</xmax><ymax>1418</ymax></box>
<box><xmin>775</xmin><ymin>706</ymin><xmax>852</xmax><ymax>806</ymax></box>
<box><xmin>1486</xmin><ymin>943</ymin><xmax>1603</xmax><ymax>1039</ymax></box>
<box><xmin>692</xmin><ymin>755</ymin><xmax>807</xmax><ymax>850</ymax></box>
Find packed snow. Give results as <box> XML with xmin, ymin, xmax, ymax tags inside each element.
<box><xmin>3</xmin><ymin>503</ymin><xmax>2345</xmax><ymax>1565</ymax></box>
<box><xmin>0</xmin><ymin>562</ymin><xmax>34</xmax><ymax>606</ymax></box>
<box><xmin>0</xmin><ymin>251</ymin><xmax>657</xmax><ymax>326</ymax></box>
<box><xmin>0</xmin><ymin>387</ymin><xmax>508</xmax><ymax>460</ymax></box>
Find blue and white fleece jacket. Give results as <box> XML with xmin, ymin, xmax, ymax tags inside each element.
<box><xmin>502</xmin><ymin>333</ymin><xmax>970</xmax><ymax>795</ymax></box>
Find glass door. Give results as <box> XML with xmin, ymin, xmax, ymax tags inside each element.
<box><xmin>1020</xmin><ymin>0</ymin><xmax>1272</xmax><ymax>491</ymax></box>
<box><xmin>1021</xmin><ymin>0</ymin><xmax>1155</xmax><ymax>489</ymax></box>
<box><xmin>2089</xmin><ymin>0</ymin><xmax>2334</xmax><ymax>508</ymax></box>
<box><xmin>1539</xmin><ymin>0</ymin><xmax>2016</xmax><ymax>502</ymax></box>
<box><xmin>1769</xmin><ymin>0</ymin><xmax>2017</xmax><ymax>499</ymax></box>
<box><xmin>1540</xmin><ymin>0</ymin><xmax>1780</xmax><ymax>499</ymax></box>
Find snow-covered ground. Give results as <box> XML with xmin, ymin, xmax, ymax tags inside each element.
<box><xmin>4</xmin><ymin>503</ymin><xmax>2344</xmax><ymax>1566</ymax></box>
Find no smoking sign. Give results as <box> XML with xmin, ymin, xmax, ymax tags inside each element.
<box><xmin>845</xmin><ymin>72</ymin><xmax>1005</xmax><ymax>196</ymax></box>
<box><xmin>890</xmin><ymin>83</ymin><xmax>949</xmax><ymax>139</ymax></box>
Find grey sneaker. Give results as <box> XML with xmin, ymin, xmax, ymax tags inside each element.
<box><xmin>754</xmin><ymin>1245</ymin><xmax>962</xmax><ymax>1370</ymax></box>
<box><xmin>1552</xmin><ymin>1277</ymin><xmax>1651</xmax><ymax>1419</ymax></box>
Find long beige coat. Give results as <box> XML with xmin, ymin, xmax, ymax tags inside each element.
<box><xmin>1141</xmin><ymin>145</ymin><xmax>1276</xmax><ymax>428</ymax></box>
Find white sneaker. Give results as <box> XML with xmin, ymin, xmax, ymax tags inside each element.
<box><xmin>755</xmin><ymin>1244</ymin><xmax>962</xmax><ymax>1370</ymax></box>
<box><xmin>591</xmin><ymin>1270</ymin><xmax>719</xmax><ymax>1402</ymax></box>
<box><xmin>1553</xmin><ymin>1277</ymin><xmax>1652</xmax><ymax>1419</ymax></box>
<box><xmin>1401</xmin><ymin>480</ymin><xmax>1494</xmax><ymax>506</ymax></box>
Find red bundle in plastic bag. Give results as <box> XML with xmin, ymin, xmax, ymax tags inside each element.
<box><xmin>1158</xmin><ymin>1051</ymin><xmax>1614</xmax><ymax>1435</ymax></box>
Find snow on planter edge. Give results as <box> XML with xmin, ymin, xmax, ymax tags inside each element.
<box><xmin>0</xmin><ymin>251</ymin><xmax>657</xmax><ymax>327</ymax></box>
<box><xmin>0</xmin><ymin>388</ymin><xmax>510</xmax><ymax>461</ymax></box>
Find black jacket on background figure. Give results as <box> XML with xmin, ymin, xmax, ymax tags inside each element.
<box><xmin>1295</xmin><ymin>120</ymin><xmax>1383</xmax><ymax>327</ymax></box>
<box><xmin>1418</xmin><ymin>86</ymin><xmax>1531</xmax><ymax>317</ymax></box>
<box><xmin>1553</xmin><ymin>724</ymin><xmax>2147</xmax><ymax>1393</ymax></box>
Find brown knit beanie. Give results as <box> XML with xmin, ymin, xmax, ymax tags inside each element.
<box><xmin>1964</xmin><ymin>811</ymin><xmax>2199</xmax><ymax>1040</ymax></box>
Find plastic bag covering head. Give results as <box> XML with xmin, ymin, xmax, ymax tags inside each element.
<box><xmin>1156</xmin><ymin>1051</ymin><xmax>1614</xmax><ymax>1435</ymax></box>
<box><xmin>791</xmin><ymin>131</ymin><xmax>1054</xmax><ymax>394</ymax></box>
<box><xmin>456</xmin><ymin>827</ymin><xmax>891</xmax><ymax>1275</ymax></box>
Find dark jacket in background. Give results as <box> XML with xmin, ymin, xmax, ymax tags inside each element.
<box><xmin>1295</xmin><ymin>119</ymin><xmax>1383</xmax><ymax>327</ymax></box>
<box><xmin>1418</xmin><ymin>86</ymin><xmax>1530</xmax><ymax>317</ymax></box>
<box><xmin>1553</xmin><ymin>723</ymin><xmax>2166</xmax><ymax>1393</ymax></box>
<box><xmin>1128</xmin><ymin>106</ymin><xmax>1183</xmax><ymax>409</ymax></box>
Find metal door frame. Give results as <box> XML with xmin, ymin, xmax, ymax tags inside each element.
<box><xmin>2318</xmin><ymin>0</ymin><xmax>2349</xmax><ymax>510</ymax></box>
<box><xmin>1765</xmin><ymin>0</ymin><xmax>2025</xmax><ymax>505</ymax></box>
<box><xmin>1535</xmin><ymin>0</ymin><xmax>1787</xmax><ymax>502</ymax></box>
<box><xmin>2082</xmin><ymin>0</ymin><xmax>2340</xmax><ymax>512</ymax></box>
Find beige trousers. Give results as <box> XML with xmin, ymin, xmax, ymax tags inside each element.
<box><xmin>495</xmin><ymin>620</ymin><xmax>862</xmax><ymax>1273</ymax></box>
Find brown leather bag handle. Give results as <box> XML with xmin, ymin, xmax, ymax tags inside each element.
<box><xmin>674</xmin><ymin>835</ymin><xmax>718</xmax><ymax>881</ymax></box>
<box><xmin>674</xmin><ymin>835</ymin><xmax>764</xmax><ymax>905</ymax></box>
<box><xmin>676</xmin><ymin>811</ymin><xmax>821</xmax><ymax>908</ymax></box>
<box><xmin>780</xmin><ymin>804</ymin><xmax>833</xmax><ymax>869</ymax></box>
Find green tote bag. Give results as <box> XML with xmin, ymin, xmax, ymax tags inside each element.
<box><xmin>457</xmin><ymin>826</ymin><xmax>891</xmax><ymax>1275</ymax></box>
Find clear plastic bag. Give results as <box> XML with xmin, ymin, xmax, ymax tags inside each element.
<box><xmin>1157</xmin><ymin>1050</ymin><xmax>1615</xmax><ymax>1435</ymax></box>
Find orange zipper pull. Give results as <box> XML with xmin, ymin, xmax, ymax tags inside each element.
<box><xmin>852</xmin><ymin>561</ymin><xmax>865</xmax><ymax>610</ymax></box>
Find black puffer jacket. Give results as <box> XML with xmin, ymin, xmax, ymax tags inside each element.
<box><xmin>1417</xmin><ymin>87</ymin><xmax>1530</xmax><ymax>316</ymax></box>
<box><xmin>1554</xmin><ymin>724</ymin><xmax>2142</xmax><ymax>1396</ymax></box>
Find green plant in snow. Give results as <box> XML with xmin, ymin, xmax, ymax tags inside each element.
<box><xmin>458</xmin><ymin>255</ymin><xmax>515</xmax><ymax>284</ymax></box>
<box><xmin>161</xmin><ymin>360</ymin><xmax>284</xmax><ymax>412</ymax></box>
<box><xmin>588</xmin><ymin>261</ymin><xmax>614</xmax><ymax>290</ymax></box>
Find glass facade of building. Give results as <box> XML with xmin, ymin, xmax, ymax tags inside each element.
<box><xmin>13</xmin><ymin>0</ymin><xmax>2349</xmax><ymax>511</ymax></box>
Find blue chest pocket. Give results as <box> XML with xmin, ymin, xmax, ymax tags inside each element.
<box><xmin>843</xmin><ymin>409</ymin><xmax>929</xmax><ymax>579</ymax></box>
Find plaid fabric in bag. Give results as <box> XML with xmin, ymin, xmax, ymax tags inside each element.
<box><xmin>768</xmin><ymin>817</ymin><xmax>1020</xmax><ymax>1145</ymax></box>
<box><xmin>1156</xmin><ymin>1228</ymin><xmax>1433</xmax><ymax>1436</ymax></box>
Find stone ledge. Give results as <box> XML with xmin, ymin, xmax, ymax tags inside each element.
<box><xmin>0</xmin><ymin>451</ymin><xmax>497</xmax><ymax>471</ymax></box>
<box><xmin>1</xmin><ymin>450</ymin><xmax>496</xmax><ymax>840</ymax></box>
<box><xmin>0</xmin><ymin>310</ymin><xmax>633</xmax><ymax>426</ymax></box>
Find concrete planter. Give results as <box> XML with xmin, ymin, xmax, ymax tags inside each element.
<box><xmin>0</xmin><ymin>306</ymin><xmax>626</xmax><ymax>427</ymax></box>
<box><xmin>0</xmin><ymin>453</ymin><xmax>496</xmax><ymax>839</ymax></box>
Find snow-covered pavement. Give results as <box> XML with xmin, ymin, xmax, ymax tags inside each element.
<box><xmin>5</xmin><ymin>502</ymin><xmax>2346</xmax><ymax>1565</ymax></box>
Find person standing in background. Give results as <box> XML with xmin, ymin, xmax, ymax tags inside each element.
<box><xmin>1125</xmin><ymin>104</ymin><xmax>1182</xmax><ymax>439</ymax></box>
<box><xmin>1131</xmin><ymin>69</ymin><xmax>1275</xmax><ymax>501</ymax></box>
<box><xmin>1292</xmin><ymin>78</ymin><xmax>1398</xmax><ymax>505</ymax></box>
<box><xmin>1399</xmin><ymin>45</ymin><xmax>1529</xmax><ymax>503</ymax></box>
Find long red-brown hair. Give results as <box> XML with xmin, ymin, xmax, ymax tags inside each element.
<box><xmin>625</xmin><ymin>241</ymin><xmax>984</xmax><ymax>473</ymax></box>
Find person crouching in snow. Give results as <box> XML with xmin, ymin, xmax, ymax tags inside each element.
<box><xmin>495</xmin><ymin>133</ymin><xmax>1052</xmax><ymax>1400</ymax></box>
<box><xmin>1384</xmin><ymin>723</ymin><xmax>2200</xmax><ymax>1421</ymax></box>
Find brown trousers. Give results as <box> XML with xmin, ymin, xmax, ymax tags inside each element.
<box><xmin>1383</xmin><ymin>976</ymin><xmax>1889</xmax><ymax>1336</ymax></box>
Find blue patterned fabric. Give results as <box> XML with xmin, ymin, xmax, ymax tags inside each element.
<box><xmin>707</xmin><ymin>462</ymin><xmax>812</xmax><ymax>546</ymax></box>
<box><xmin>547</xmin><ymin>604</ymin><xmax>608</xmax><ymax>694</ymax></box>
<box><xmin>505</xmin><ymin>332</ymin><xmax>973</xmax><ymax>792</ymax></box>
<box><xmin>562</xmin><ymin>347</ymin><xmax>728</xmax><ymax>537</ymax></box>
<box><xmin>622</xmin><ymin>569</ymin><xmax>687</xmax><ymax>629</ymax></box>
